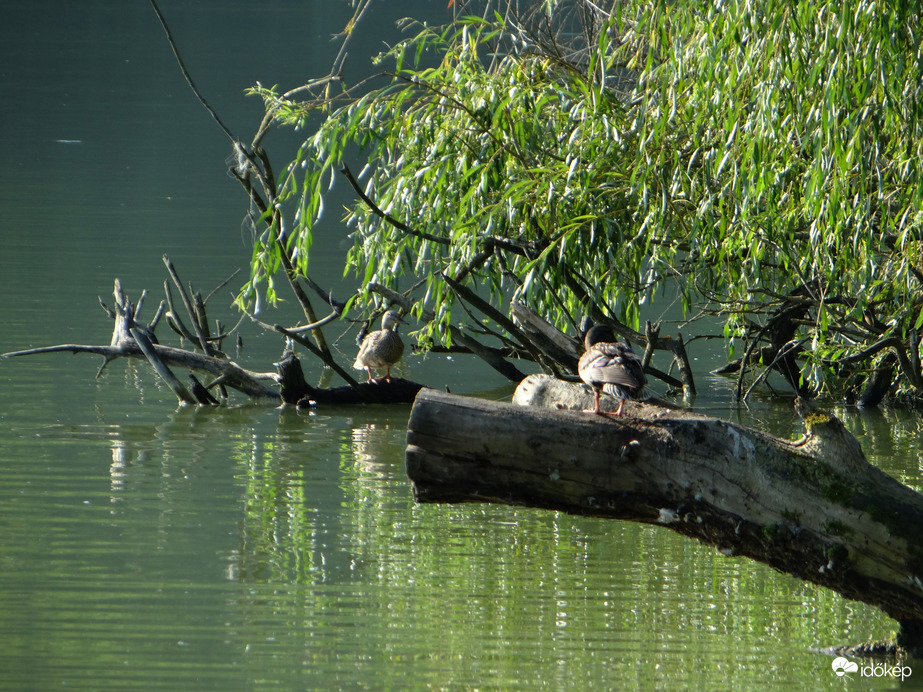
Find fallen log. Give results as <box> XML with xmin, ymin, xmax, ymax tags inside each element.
<box><xmin>3</xmin><ymin>336</ymin><xmax>282</xmax><ymax>402</ymax></box>
<box><xmin>405</xmin><ymin>379</ymin><xmax>923</xmax><ymax>654</ymax></box>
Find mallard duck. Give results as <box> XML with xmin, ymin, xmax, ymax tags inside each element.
<box><xmin>353</xmin><ymin>311</ymin><xmax>405</xmax><ymax>383</ymax></box>
<box><xmin>578</xmin><ymin>325</ymin><xmax>646</xmax><ymax>416</ymax></box>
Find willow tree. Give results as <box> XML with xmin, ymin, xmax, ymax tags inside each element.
<box><xmin>233</xmin><ymin>0</ymin><xmax>923</xmax><ymax>404</ymax></box>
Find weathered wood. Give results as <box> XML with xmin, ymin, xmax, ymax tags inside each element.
<box><xmin>130</xmin><ymin>325</ymin><xmax>197</xmax><ymax>405</ymax></box>
<box><xmin>4</xmin><ymin>340</ymin><xmax>281</xmax><ymax>400</ymax></box>
<box><xmin>188</xmin><ymin>374</ymin><xmax>221</xmax><ymax>405</ymax></box>
<box><xmin>405</xmin><ymin>384</ymin><xmax>923</xmax><ymax>652</ymax></box>
<box><xmin>5</xmin><ymin>265</ymin><xmax>431</xmax><ymax>407</ymax></box>
<box><xmin>513</xmin><ymin>372</ymin><xmax>677</xmax><ymax>412</ymax></box>
<box><xmin>277</xmin><ymin>351</ymin><xmax>424</xmax><ymax>406</ymax></box>
<box><xmin>164</xmin><ymin>255</ymin><xmax>215</xmax><ymax>356</ymax></box>
<box><xmin>5</xmin><ymin>278</ymin><xmax>280</xmax><ymax>402</ymax></box>
<box><xmin>510</xmin><ymin>301</ymin><xmax>582</xmax><ymax>372</ymax></box>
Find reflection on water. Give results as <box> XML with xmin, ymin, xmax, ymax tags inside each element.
<box><xmin>0</xmin><ymin>300</ymin><xmax>915</xmax><ymax>690</ymax></box>
<box><xmin>0</xmin><ymin>387</ymin><xmax>909</xmax><ymax>690</ymax></box>
<box><xmin>0</xmin><ymin>0</ymin><xmax>917</xmax><ymax>689</ymax></box>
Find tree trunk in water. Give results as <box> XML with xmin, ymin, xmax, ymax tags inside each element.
<box><xmin>405</xmin><ymin>376</ymin><xmax>923</xmax><ymax>654</ymax></box>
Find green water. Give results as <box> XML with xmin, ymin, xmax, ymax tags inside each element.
<box><xmin>0</xmin><ymin>380</ymin><xmax>909</xmax><ymax>690</ymax></box>
<box><xmin>0</xmin><ymin>2</ymin><xmax>918</xmax><ymax>690</ymax></box>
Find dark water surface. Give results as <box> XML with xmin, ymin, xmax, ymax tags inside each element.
<box><xmin>0</xmin><ymin>2</ymin><xmax>918</xmax><ymax>690</ymax></box>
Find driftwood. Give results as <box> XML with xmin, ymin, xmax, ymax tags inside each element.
<box><xmin>405</xmin><ymin>375</ymin><xmax>923</xmax><ymax>654</ymax></box>
<box><xmin>3</xmin><ymin>267</ymin><xmax>426</xmax><ymax>407</ymax></box>
<box><xmin>276</xmin><ymin>351</ymin><xmax>424</xmax><ymax>406</ymax></box>
<box><xmin>4</xmin><ymin>277</ymin><xmax>280</xmax><ymax>403</ymax></box>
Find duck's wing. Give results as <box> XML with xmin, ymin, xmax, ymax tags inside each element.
<box><xmin>384</xmin><ymin>331</ymin><xmax>405</xmax><ymax>363</ymax></box>
<box><xmin>579</xmin><ymin>343</ymin><xmax>645</xmax><ymax>389</ymax></box>
<box><xmin>354</xmin><ymin>330</ymin><xmax>404</xmax><ymax>369</ymax></box>
<box><xmin>354</xmin><ymin>331</ymin><xmax>383</xmax><ymax>368</ymax></box>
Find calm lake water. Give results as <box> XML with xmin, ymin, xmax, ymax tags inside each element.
<box><xmin>0</xmin><ymin>2</ymin><xmax>920</xmax><ymax>690</ymax></box>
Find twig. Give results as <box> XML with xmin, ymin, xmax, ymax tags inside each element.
<box><xmin>204</xmin><ymin>269</ymin><xmax>240</xmax><ymax>305</ymax></box>
<box><xmin>340</xmin><ymin>165</ymin><xmax>450</xmax><ymax>245</ymax></box>
<box><xmin>301</xmin><ymin>274</ymin><xmax>352</xmax><ymax>314</ymax></box>
<box><xmin>242</xmin><ymin>309</ymin><xmax>361</xmax><ymax>389</ymax></box>
<box><xmin>736</xmin><ymin>320</ymin><xmax>773</xmax><ymax>402</ymax></box>
<box><xmin>163</xmin><ymin>255</ymin><xmax>215</xmax><ymax>356</ymax></box>
<box><xmin>743</xmin><ymin>338</ymin><xmax>809</xmax><ymax>402</ymax></box>
<box><xmin>149</xmin><ymin>0</ymin><xmax>236</xmax><ymax>145</ymax></box>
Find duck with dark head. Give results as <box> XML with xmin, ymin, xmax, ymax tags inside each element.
<box><xmin>578</xmin><ymin>324</ymin><xmax>646</xmax><ymax>416</ymax></box>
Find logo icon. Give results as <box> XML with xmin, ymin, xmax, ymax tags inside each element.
<box><xmin>832</xmin><ymin>657</ymin><xmax>859</xmax><ymax>677</ymax></box>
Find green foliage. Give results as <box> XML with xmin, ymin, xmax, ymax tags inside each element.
<box><xmin>642</xmin><ymin>0</ymin><xmax>923</xmax><ymax>383</ymax></box>
<box><xmin>244</xmin><ymin>0</ymin><xmax>923</xmax><ymax>396</ymax></box>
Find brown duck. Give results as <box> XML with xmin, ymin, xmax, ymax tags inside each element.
<box><xmin>578</xmin><ymin>325</ymin><xmax>646</xmax><ymax>416</ymax></box>
<box><xmin>353</xmin><ymin>311</ymin><xmax>405</xmax><ymax>383</ymax></box>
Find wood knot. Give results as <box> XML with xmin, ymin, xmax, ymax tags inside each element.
<box><xmin>801</xmin><ymin>413</ymin><xmax>867</xmax><ymax>474</ymax></box>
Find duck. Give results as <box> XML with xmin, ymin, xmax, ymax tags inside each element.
<box><xmin>353</xmin><ymin>311</ymin><xmax>405</xmax><ymax>383</ymax></box>
<box><xmin>578</xmin><ymin>325</ymin><xmax>646</xmax><ymax>416</ymax></box>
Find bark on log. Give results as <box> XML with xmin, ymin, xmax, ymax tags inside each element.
<box><xmin>405</xmin><ymin>381</ymin><xmax>923</xmax><ymax>653</ymax></box>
